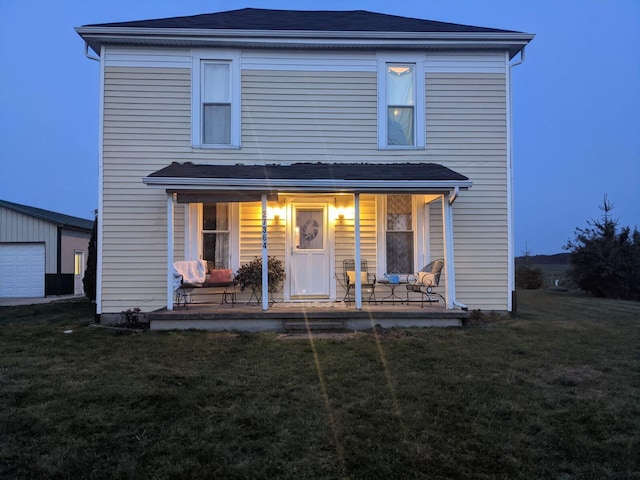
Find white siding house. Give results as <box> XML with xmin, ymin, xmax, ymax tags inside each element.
<box><xmin>76</xmin><ymin>8</ymin><xmax>533</xmax><ymax>322</ymax></box>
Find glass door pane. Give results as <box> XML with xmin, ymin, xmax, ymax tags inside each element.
<box><xmin>295</xmin><ymin>208</ymin><xmax>324</xmax><ymax>250</ymax></box>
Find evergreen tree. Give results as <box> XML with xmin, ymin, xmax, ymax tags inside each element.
<box><xmin>83</xmin><ymin>212</ymin><xmax>98</xmax><ymax>301</ymax></box>
<box><xmin>564</xmin><ymin>196</ymin><xmax>640</xmax><ymax>300</ymax></box>
<box><xmin>516</xmin><ymin>244</ymin><xmax>544</xmax><ymax>289</ymax></box>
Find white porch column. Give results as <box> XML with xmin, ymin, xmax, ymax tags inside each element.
<box><xmin>261</xmin><ymin>194</ymin><xmax>269</xmax><ymax>311</ymax></box>
<box><xmin>166</xmin><ymin>192</ymin><xmax>174</xmax><ymax>311</ymax></box>
<box><xmin>354</xmin><ymin>193</ymin><xmax>362</xmax><ymax>310</ymax></box>
<box><xmin>441</xmin><ymin>194</ymin><xmax>456</xmax><ymax>310</ymax></box>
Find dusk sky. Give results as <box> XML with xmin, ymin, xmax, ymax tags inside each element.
<box><xmin>1</xmin><ymin>0</ymin><xmax>638</xmax><ymax>255</ymax></box>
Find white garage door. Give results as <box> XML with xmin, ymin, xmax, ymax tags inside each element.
<box><xmin>0</xmin><ymin>243</ymin><xmax>45</xmax><ymax>298</ymax></box>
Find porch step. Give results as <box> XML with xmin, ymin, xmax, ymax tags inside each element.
<box><xmin>284</xmin><ymin>321</ymin><xmax>344</xmax><ymax>332</ymax></box>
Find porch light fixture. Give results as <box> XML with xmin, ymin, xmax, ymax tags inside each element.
<box><xmin>330</xmin><ymin>198</ymin><xmax>355</xmax><ymax>222</ymax></box>
<box><xmin>331</xmin><ymin>203</ymin><xmax>356</xmax><ymax>221</ymax></box>
<box><xmin>267</xmin><ymin>205</ymin><xmax>285</xmax><ymax>221</ymax></box>
<box><xmin>336</xmin><ymin>205</ymin><xmax>355</xmax><ymax>220</ymax></box>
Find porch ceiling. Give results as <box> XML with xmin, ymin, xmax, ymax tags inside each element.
<box><xmin>143</xmin><ymin>162</ymin><xmax>472</xmax><ymax>194</ymax></box>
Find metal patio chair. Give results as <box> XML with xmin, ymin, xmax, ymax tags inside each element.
<box><xmin>406</xmin><ymin>259</ymin><xmax>445</xmax><ymax>307</ymax></box>
<box><xmin>338</xmin><ymin>259</ymin><xmax>377</xmax><ymax>305</ymax></box>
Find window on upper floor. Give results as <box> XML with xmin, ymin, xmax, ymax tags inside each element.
<box><xmin>192</xmin><ymin>51</ymin><xmax>241</xmax><ymax>148</ymax></box>
<box><xmin>202</xmin><ymin>62</ymin><xmax>231</xmax><ymax>145</ymax></box>
<box><xmin>387</xmin><ymin>64</ymin><xmax>415</xmax><ymax>146</ymax></box>
<box><xmin>377</xmin><ymin>54</ymin><xmax>425</xmax><ymax>149</ymax></box>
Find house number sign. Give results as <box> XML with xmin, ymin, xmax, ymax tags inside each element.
<box><xmin>262</xmin><ymin>209</ymin><xmax>267</xmax><ymax>249</ymax></box>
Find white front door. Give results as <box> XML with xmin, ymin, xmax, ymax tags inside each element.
<box><xmin>289</xmin><ymin>203</ymin><xmax>331</xmax><ymax>299</ymax></box>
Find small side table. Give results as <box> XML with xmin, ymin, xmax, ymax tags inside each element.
<box><xmin>377</xmin><ymin>279</ymin><xmax>407</xmax><ymax>304</ymax></box>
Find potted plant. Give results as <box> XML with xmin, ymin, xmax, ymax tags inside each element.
<box><xmin>235</xmin><ymin>256</ymin><xmax>285</xmax><ymax>300</ymax></box>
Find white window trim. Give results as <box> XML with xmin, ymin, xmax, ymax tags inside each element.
<box><xmin>191</xmin><ymin>49</ymin><xmax>241</xmax><ymax>149</ymax></box>
<box><xmin>377</xmin><ymin>53</ymin><xmax>426</xmax><ymax>149</ymax></box>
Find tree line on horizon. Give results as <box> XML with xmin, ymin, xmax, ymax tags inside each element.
<box><xmin>518</xmin><ymin>196</ymin><xmax>639</xmax><ymax>301</ymax></box>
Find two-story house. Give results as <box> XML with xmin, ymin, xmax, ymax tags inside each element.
<box><xmin>76</xmin><ymin>8</ymin><xmax>533</xmax><ymax>326</ymax></box>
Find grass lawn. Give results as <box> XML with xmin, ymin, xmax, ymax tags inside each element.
<box><xmin>1</xmin><ymin>292</ymin><xmax>639</xmax><ymax>479</ymax></box>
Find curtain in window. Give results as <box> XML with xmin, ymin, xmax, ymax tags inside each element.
<box><xmin>386</xmin><ymin>65</ymin><xmax>415</xmax><ymax>146</ymax></box>
<box><xmin>386</xmin><ymin>195</ymin><xmax>413</xmax><ymax>273</ymax></box>
<box><xmin>203</xmin><ymin>203</ymin><xmax>230</xmax><ymax>268</ymax></box>
<box><xmin>387</xmin><ymin>67</ymin><xmax>414</xmax><ymax>105</ymax></box>
<box><xmin>202</xmin><ymin>63</ymin><xmax>231</xmax><ymax>144</ymax></box>
<box><xmin>387</xmin><ymin>108</ymin><xmax>414</xmax><ymax>145</ymax></box>
<box><xmin>203</xmin><ymin>105</ymin><xmax>231</xmax><ymax>144</ymax></box>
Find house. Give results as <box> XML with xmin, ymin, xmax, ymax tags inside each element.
<box><xmin>0</xmin><ymin>200</ymin><xmax>93</xmax><ymax>298</ymax></box>
<box><xmin>75</xmin><ymin>8</ymin><xmax>533</xmax><ymax>325</ymax></box>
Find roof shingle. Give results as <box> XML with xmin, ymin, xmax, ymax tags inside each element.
<box><xmin>148</xmin><ymin>162</ymin><xmax>468</xmax><ymax>182</ymax></box>
<box><xmin>84</xmin><ymin>8</ymin><xmax>518</xmax><ymax>34</ymax></box>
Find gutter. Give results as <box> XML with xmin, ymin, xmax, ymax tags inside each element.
<box><xmin>75</xmin><ymin>27</ymin><xmax>534</xmax><ymax>58</ymax></box>
<box><xmin>142</xmin><ymin>177</ymin><xmax>473</xmax><ymax>190</ymax></box>
<box><xmin>75</xmin><ymin>26</ymin><xmax>536</xmax><ymax>42</ymax></box>
<box><xmin>142</xmin><ymin>176</ymin><xmax>473</xmax><ymax>191</ymax></box>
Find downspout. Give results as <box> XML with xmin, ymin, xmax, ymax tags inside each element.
<box><xmin>166</xmin><ymin>194</ymin><xmax>175</xmax><ymax>311</ymax></box>
<box><xmin>507</xmin><ymin>46</ymin><xmax>526</xmax><ymax>312</ymax></box>
<box><xmin>446</xmin><ymin>190</ymin><xmax>467</xmax><ymax>311</ymax></box>
<box><xmin>84</xmin><ymin>42</ymin><xmax>100</xmax><ymax>62</ymax></box>
<box><xmin>511</xmin><ymin>46</ymin><xmax>526</xmax><ymax>68</ymax></box>
<box><xmin>81</xmin><ymin>41</ymin><xmax>103</xmax><ymax>314</ymax></box>
<box><xmin>448</xmin><ymin>186</ymin><xmax>459</xmax><ymax>206</ymax></box>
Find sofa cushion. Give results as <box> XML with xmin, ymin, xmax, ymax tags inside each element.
<box><xmin>418</xmin><ymin>271</ymin><xmax>436</xmax><ymax>287</ymax></box>
<box><xmin>347</xmin><ymin>271</ymin><xmax>371</xmax><ymax>285</ymax></box>
<box><xmin>206</xmin><ymin>269</ymin><xmax>234</xmax><ymax>286</ymax></box>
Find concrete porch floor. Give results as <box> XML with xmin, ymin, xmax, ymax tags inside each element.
<box><xmin>146</xmin><ymin>301</ymin><xmax>468</xmax><ymax>332</ymax></box>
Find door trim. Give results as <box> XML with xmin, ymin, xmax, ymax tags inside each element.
<box><xmin>284</xmin><ymin>198</ymin><xmax>335</xmax><ymax>301</ymax></box>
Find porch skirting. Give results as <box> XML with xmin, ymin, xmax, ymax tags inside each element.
<box><xmin>146</xmin><ymin>303</ymin><xmax>468</xmax><ymax>332</ymax></box>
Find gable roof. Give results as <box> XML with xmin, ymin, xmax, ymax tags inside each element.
<box><xmin>0</xmin><ymin>199</ymin><xmax>94</xmax><ymax>232</ymax></box>
<box><xmin>143</xmin><ymin>162</ymin><xmax>472</xmax><ymax>194</ymax></box>
<box><xmin>77</xmin><ymin>8</ymin><xmax>533</xmax><ymax>59</ymax></box>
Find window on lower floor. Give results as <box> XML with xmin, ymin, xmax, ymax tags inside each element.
<box><xmin>385</xmin><ymin>194</ymin><xmax>414</xmax><ymax>273</ymax></box>
<box><xmin>202</xmin><ymin>203</ymin><xmax>230</xmax><ymax>268</ymax></box>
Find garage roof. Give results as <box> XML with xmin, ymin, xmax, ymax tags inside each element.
<box><xmin>0</xmin><ymin>200</ymin><xmax>93</xmax><ymax>232</ymax></box>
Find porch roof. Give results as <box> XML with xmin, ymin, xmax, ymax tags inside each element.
<box><xmin>143</xmin><ymin>162</ymin><xmax>472</xmax><ymax>195</ymax></box>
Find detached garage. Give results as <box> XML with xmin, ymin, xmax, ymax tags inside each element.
<box><xmin>0</xmin><ymin>200</ymin><xmax>93</xmax><ymax>298</ymax></box>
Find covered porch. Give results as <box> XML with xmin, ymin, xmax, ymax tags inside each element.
<box><xmin>143</xmin><ymin>162</ymin><xmax>472</xmax><ymax>323</ymax></box>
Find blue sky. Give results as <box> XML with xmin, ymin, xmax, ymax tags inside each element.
<box><xmin>1</xmin><ymin>0</ymin><xmax>638</xmax><ymax>255</ymax></box>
